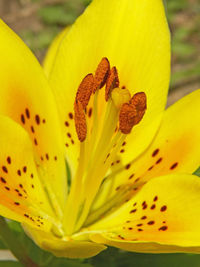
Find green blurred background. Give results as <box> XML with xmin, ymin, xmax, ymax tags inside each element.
<box><xmin>0</xmin><ymin>0</ymin><xmax>200</xmax><ymax>266</ymax></box>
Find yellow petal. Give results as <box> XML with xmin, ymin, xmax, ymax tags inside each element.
<box><xmin>91</xmin><ymin>89</ymin><xmax>200</xmax><ymax>212</ymax></box>
<box><xmin>43</xmin><ymin>26</ymin><xmax>71</xmax><ymax>77</ymax></box>
<box><xmin>0</xmin><ymin>20</ymin><xmax>67</xmax><ymax>212</ymax></box>
<box><xmin>48</xmin><ymin>0</ymin><xmax>170</xmax><ymax>174</ymax></box>
<box><xmin>0</xmin><ymin>115</ymin><xmax>53</xmax><ymax>231</ymax></box>
<box><xmin>24</xmin><ymin>225</ymin><xmax>106</xmax><ymax>259</ymax></box>
<box><xmin>43</xmin><ymin>239</ymin><xmax>106</xmax><ymax>258</ymax></box>
<box><xmin>90</xmin><ymin>174</ymin><xmax>200</xmax><ymax>253</ymax></box>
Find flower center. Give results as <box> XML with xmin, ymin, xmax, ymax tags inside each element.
<box><xmin>63</xmin><ymin>58</ymin><xmax>147</xmax><ymax>235</ymax></box>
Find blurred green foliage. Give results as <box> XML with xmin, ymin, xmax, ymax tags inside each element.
<box><xmin>167</xmin><ymin>0</ymin><xmax>200</xmax><ymax>89</ymax></box>
<box><xmin>20</xmin><ymin>0</ymin><xmax>92</xmax><ymax>59</ymax></box>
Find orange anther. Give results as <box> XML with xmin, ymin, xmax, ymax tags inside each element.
<box><xmin>76</xmin><ymin>74</ymin><xmax>94</xmax><ymax>109</ymax></box>
<box><xmin>130</xmin><ymin>92</ymin><xmax>147</xmax><ymax>124</ymax></box>
<box><xmin>93</xmin><ymin>57</ymin><xmax>110</xmax><ymax>93</ymax></box>
<box><xmin>119</xmin><ymin>92</ymin><xmax>147</xmax><ymax>134</ymax></box>
<box><xmin>74</xmin><ymin>101</ymin><xmax>87</xmax><ymax>142</ymax></box>
<box><xmin>105</xmin><ymin>66</ymin><xmax>119</xmax><ymax>101</ymax></box>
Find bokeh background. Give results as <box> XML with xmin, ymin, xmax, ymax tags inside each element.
<box><xmin>0</xmin><ymin>0</ymin><xmax>200</xmax><ymax>266</ymax></box>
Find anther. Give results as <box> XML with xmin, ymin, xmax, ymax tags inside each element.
<box><xmin>130</xmin><ymin>92</ymin><xmax>147</xmax><ymax>124</ymax></box>
<box><xmin>93</xmin><ymin>57</ymin><xmax>110</xmax><ymax>93</ymax></box>
<box><xmin>76</xmin><ymin>74</ymin><xmax>94</xmax><ymax>109</ymax></box>
<box><xmin>74</xmin><ymin>101</ymin><xmax>87</xmax><ymax>142</ymax></box>
<box><xmin>119</xmin><ymin>103</ymin><xmax>137</xmax><ymax>134</ymax></box>
<box><xmin>119</xmin><ymin>92</ymin><xmax>147</xmax><ymax>134</ymax></box>
<box><xmin>105</xmin><ymin>66</ymin><xmax>119</xmax><ymax>101</ymax></box>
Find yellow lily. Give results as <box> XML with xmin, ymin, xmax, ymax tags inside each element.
<box><xmin>0</xmin><ymin>0</ymin><xmax>200</xmax><ymax>259</ymax></box>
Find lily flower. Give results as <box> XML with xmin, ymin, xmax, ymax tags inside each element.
<box><xmin>0</xmin><ymin>0</ymin><xmax>200</xmax><ymax>259</ymax></box>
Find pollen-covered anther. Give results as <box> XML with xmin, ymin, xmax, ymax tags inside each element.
<box><xmin>130</xmin><ymin>92</ymin><xmax>147</xmax><ymax>124</ymax></box>
<box><xmin>105</xmin><ymin>66</ymin><xmax>119</xmax><ymax>101</ymax></box>
<box><xmin>76</xmin><ymin>73</ymin><xmax>94</xmax><ymax>109</ymax></box>
<box><xmin>119</xmin><ymin>92</ymin><xmax>147</xmax><ymax>134</ymax></box>
<box><xmin>74</xmin><ymin>100</ymin><xmax>87</xmax><ymax>142</ymax></box>
<box><xmin>93</xmin><ymin>57</ymin><xmax>110</xmax><ymax>93</ymax></box>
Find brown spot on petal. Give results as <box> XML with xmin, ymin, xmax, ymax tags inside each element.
<box><xmin>88</xmin><ymin>108</ymin><xmax>93</xmax><ymax>118</ymax></box>
<box><xmin>76</xmin><ymin>74</ymin><xmax>94</xmax><ymax>109</ymax></box>
<box><xmin>125</xmin><ymin>163</ymin><xmax>131</xmax><ymax>170</ymax></box>
<box><xmin>147</xmin><ymin>220</ymin><xmax>155</xmax><ymax>225</ymax></box>
<box><xmin>154</xmin><ymin>196</ymin><xmax>158</xmax><ymax>202</ymax></box>
<box><xmin>156</xmin><ymin>157</ymin><xmax>163</xmax><ymax>164</ymax></box>
<box><xmin>105</xmin><ymin>66</ymin><xmax>119</xmax><ymax>101</ymax></box>
<box><xmin>170</xmin><ymin>162</ymin><xmax>178</xmax><ymax>170</ymax></box>
<box><xmin>34</xmin><ymin>138</ymin><xmax>38</xmax><ymax>146</ymax></box>
<box><xmin>67</xmin><ymin>133</ymin><xmax>71</xmax><ymax>138</ymax></box>
<box><xmin>69</xmin><ymin>113</ymin><xmax>73</xmax><ymax>120</ymax></box>
<box><xmin>129</xmin><ymin>174</ymin><xmax>134</xmax><ymax>180</ymax></box>
<box><xmin>21</xmin><ymin>114</ymin><xmax>25</xmax><ymax>124</ymax></box>
<box><xmin>2</xmin><ymin>166</ymin><xmax>8</xmax><ymax>173</ymax></box>
<box><xmin>7</xmin><ymin>157</ymin><xmax>11</xmax><ymax>164</ymax></box>
<box><xmin>118</xmin><ymin>235</ymin><xmax>125</xmax><ymax>240</ymax></box>
<box><xmin>152</xmin><ymin>149</ymin><xmax>159</xmax><ymax>157</ymax></box>
<box><xmin>160</xmin><ymin>205</ymin><xmax>167</xmax><ymax>212</ymax></box>
<box><xmin>159</xmin><ymin>226</ymin><xmax>168</xmax><ymax>231</ymax></box>
<box><xmin>142</xmin><ymin>203</ymin><xmax>147</xmax><ymax>210</ymax></box>
<box><xmin>31</xmin><ymin>126</ymin><xmax>35</xmax><ymax>133</ymax></box>
<box><xmin>148</xmin><ymin>166</ymin><xmax>154</xmax><ymax>171</ymax></box>
<box><xmin>0</xmin><ymin>177</ymin><xmax>6</xmax><ymax>183</ymax></box>
<box><xmin>130</xmin><ymin>209</ymin><xmax>137</xmax><ymax>213</ymax></box>
<box><xmin>74</xmin><ymin>100</ymin><xmax>87</xmax><ymax>142</ymax></box>
<box><xmin>25</xmin><ymin>108</ymin><xmax>30</xmax><ymax>119</ymax></box>
<box><xmin>35</xmin><ymin>115</ymin><xmax>40</xmax><ymax>125</ymax></box>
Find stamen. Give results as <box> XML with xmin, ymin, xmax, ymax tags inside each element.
<box><xmin>93</xmin><ymin>57</ymin><xmax>110</xmax><ymax>93</ymax></box>
<box><xmin>66</xmin><ymin>57</ymin><xmax>147</xmax><ymax>235</ymax></box>
<box><xmin>105</xmin><ymin>67</ymin><xmax>119</xmax><ymax>101</ymax></box>
<box><xmin>130</xmin><ymin>92</ymin><xmax>147</xmax><ymax>124</ymax></box>
<box><xmin>119</xmin><ymin>92</ymin><xmax>147</xmax><ymax>134</ymax></box>
<box><xmin>119</xmin><ymin>103</ymin><xmax>137</xmax><ymax>134</ymax></box>
<box><xmin>74</xmin><ymin>100</ymin><xmax>87</xmax><ymax>142</ymax></box>
<box><xmin>76</xmin><ymin>74</ymin><xmax>94</xmax><ymax>109</ymax></box>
